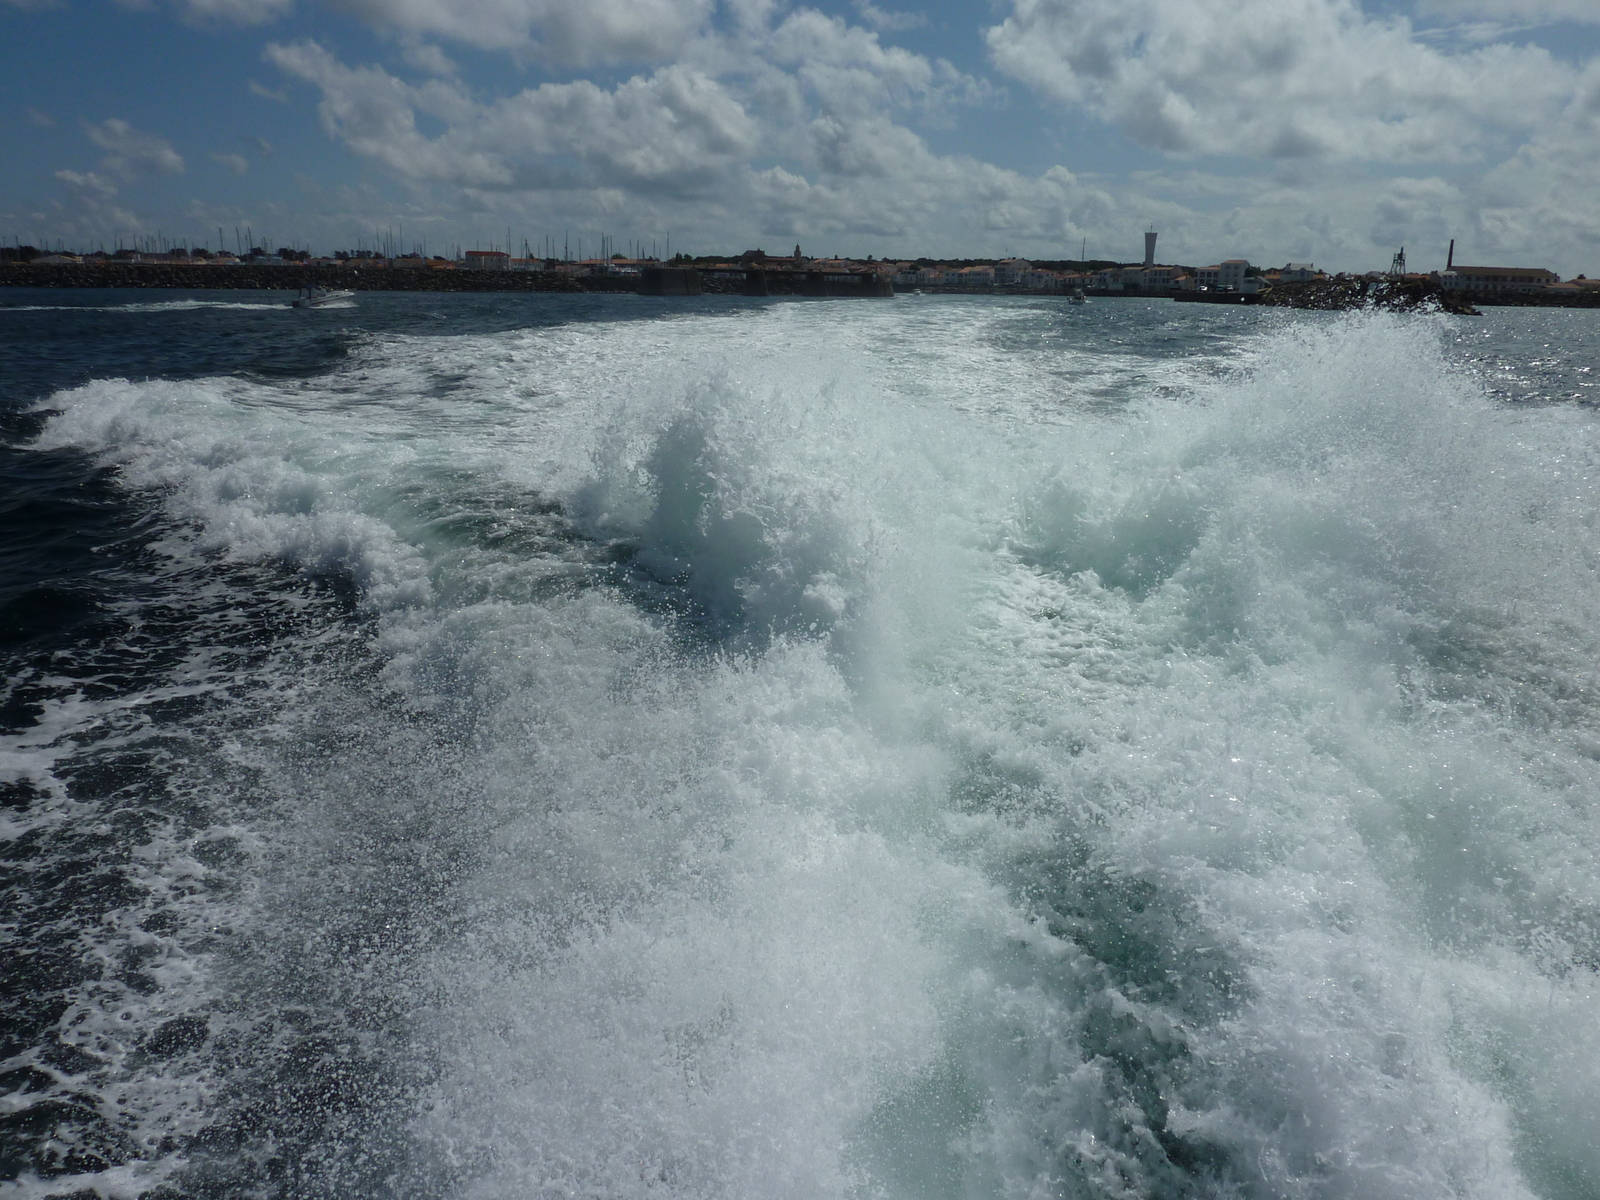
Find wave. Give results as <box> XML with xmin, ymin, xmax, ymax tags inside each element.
<box><xmin>3</xmin><ymin>299</ymin><xmax>295</xmax><ymax>313</ymax></box>
<box><xmin>14</xmin><ymin>301</ymin><xmax>1600</xmax><ymax>1198</ymax></box>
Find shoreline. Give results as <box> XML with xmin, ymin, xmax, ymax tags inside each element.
<box><xmin>5</xmin><ymin>262</ymin><xmax>1599</xmax><ymax>309</ymax></box>
<box><xmin>0</xmin><ymin>261</ymin><xmax>637</xmax><ymax>294</ymax></box>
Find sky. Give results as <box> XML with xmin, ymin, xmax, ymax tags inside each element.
<box><xmin>4</xmin><ymin>0</ymin><xmax>1600</xmax><ymax>273</ymax></box>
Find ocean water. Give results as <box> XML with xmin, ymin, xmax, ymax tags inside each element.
<box><xmin>2</xmin><ymin>287</ymin><xmax>1598</xmax><ymax>1200</ymax></box>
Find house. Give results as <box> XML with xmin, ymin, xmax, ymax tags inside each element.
<box><xmin>463</xmin><ymin>250</ymin><xmax>510</xmax><ymax>271</ymax></box>
<box><xmin>995</xmin><ymin>258</ymin><xmax>1033</xmax><ymax>286</ymax></box>
<box><xmin>1436</xmin><ymin>266</ymin><xmax>1559</xmax><ymax>293</ymax></box>
<box><xmin>1281</xmin><ymin>263</ymin><xmax>1317</xmax><ymax>282</ymax></box>
<box><xmin>1218</xmin><ymin>260</ymin><xmax>1254</xmax><ymax>291</ymax></box>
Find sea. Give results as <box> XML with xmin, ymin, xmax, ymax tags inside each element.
<box><xmin>2</xmin><ymin>287</ymin><xmax>1598</xmax><ymax>1200</ymax></box>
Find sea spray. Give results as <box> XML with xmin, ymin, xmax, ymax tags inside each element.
<box><xmin>5</xmin><ymin>293</ymin><xmax>1598</xmax><ymax>1198</ymax></box>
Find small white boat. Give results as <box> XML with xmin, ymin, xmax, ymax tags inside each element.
<box><xmin>292</xmin><ymin>285</ymin><xmax>354</xmax><ymax>309</ymax></box>
<box><xmin>1068</xmin><ymin>288</ymin><xmax>1087</xmax><ymax>304</ymax></box>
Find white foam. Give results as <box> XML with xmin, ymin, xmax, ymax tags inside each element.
<box><xmin>24</xmin><ymin>300</ymin><xmax>1600</xmax><ymax>1197</ymax></box>
<box><xmin>2</xmin><ymin>299</ymin><xmax>294</xmax><ymax>313</ymax></box>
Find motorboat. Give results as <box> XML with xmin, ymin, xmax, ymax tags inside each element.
<box><xmin>1068</xmin><ymin>288</ymin><xmax>1087</xmax><ymax>304</ymax></box>
<box><xmin>292</xmin><ymin>285</ymin><xmax>354</xmax><ymax>308</ymax></box>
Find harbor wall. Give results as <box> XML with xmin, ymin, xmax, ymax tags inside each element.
<box><xmin>0</xmin><ymin>262</ymin><xmax>637</xmax><ymax>293</ymax></box>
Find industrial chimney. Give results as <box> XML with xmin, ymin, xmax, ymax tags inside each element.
<box><xmin>1144</xmin><ymin>230</ymin><xmax>1158</xmax><ymax>267</ymax></box>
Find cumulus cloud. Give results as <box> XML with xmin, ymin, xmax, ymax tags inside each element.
<box><xmin>852</xmin><ymin>1</ymin><xmax>925</xmax><ymax>34</ymax></box>
<box><xmin>267</xmin><ymin>40</ymin><xmax>757</xmax><ymax>193</ymax></box>
<box><xmin>261</xmin><ymin>33</ymin><xmax>1134</xmax><ymax>255</ymax></box>
<box><xmin>244</xmin><ymin>1</ymin><xmax>1599</xmax><ymax>272</ymax></box>
<box><xmin>331</xmin><ymin>0</ymin><xmax>713</xmax><ymax>63</ymax></box>
<box><xmin>1462</xmin><ymin>55</ymin><xmax>1600</xmax><ymax>263</ymax></box>
<box><xmin>84</xmin><ymin>118</ymin><xmax>185</xmax><ymax>176</ymax></box>
<box><xmin>116</xmin><ymin>0</ymin><xmax>715</xmax><ymax>59</ymax></box>
<box><xmin>985</xmin><ymin>0</ymin><xmax>1572</xmax><ymax>161</ymax></box>
<box><xmin>766</xmin><ymin>9</ymin><xmax>992</xmax><ymax>120</ymax></box>
<box><xmin>401</xmin><ymin>39</ymin><xmax>457</xmax><ymax>75</ymax></box>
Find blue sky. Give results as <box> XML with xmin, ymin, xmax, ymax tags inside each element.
<box><xmin>4</xmin><ymin>0</ymin><xmax>1600</xmax><ymax>273</ymax></box>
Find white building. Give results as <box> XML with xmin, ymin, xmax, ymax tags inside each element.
<box><xmin>995</xmin><ymin>258</ymin><xmax>1033</xmax><ymax>285</ymax></box>
<box><xmin>1436</xmin><ymin>266</ymin><xmax>1559</xmax><ymax>293</ymax></box>
<box><xmin>1281</xmin><ymin>263</ymin><xmax>1317</xmax><ymax>281</ymax></box>
<box><xmin>1218</xmin><ymin>260</ymin><xmax>1253</xmax><ymax>291</ymax></box>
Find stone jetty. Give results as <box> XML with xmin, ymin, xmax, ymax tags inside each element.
<box><xmin>1259</xmin><ymin>277</ymin><xmax>1480</xmax><ymax>314</ymax></box>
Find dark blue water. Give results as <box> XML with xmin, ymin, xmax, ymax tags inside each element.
<box><xmin>3</xmin><ymin>288</ymin><xmax>1599</xmax><ymax>1200</ymax></box>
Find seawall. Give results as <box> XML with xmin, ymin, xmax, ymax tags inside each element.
<box><xmin>0</xmin><ymin>262</ymin><xmax>638</xmax><ymax>293</ymax></box>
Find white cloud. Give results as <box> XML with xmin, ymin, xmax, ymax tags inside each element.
<box><xmin>766</xmin><ymin>9</ymin><xmax>991</xmax><ymax>121</ymax></box>
<box><xmin>986</xmin><ymin>0</ymin><xmax>1572</xmax><ymax>162</ymax></box>
<box><xmin>852</xmin><ymin>1</ymin><xmax>925</xmax><ymax>34</ymax></box>
<box><xmin>268</xmin><ymin>40</ymin><xmax>758</xmax><ymax>193</ymax></box>
<box><xmin>178</xmin><ymin>0</ymin><xmax>293</xmax><ymax>22</ymax></box>
<box><xmin>266</xmin><ymin>41</ymin><xmax>502</xmax><ymax>183</ymax></box>
<box><xmin>401</xmin><ymin>39</ymin><xmax>458</xmax><ymax>75</ymax></box>
<box><xmin>245</xmin><ymin>3</ymin><xmax>1600</xmax><ymax>274</ymax></box>
<box><xmin>1460</xmin><ymin>55</ymin><xmax>1600</xmax><ymax>265</ymax></box>
<box><xmin>214</xmin><ymin>151</ymin><xmax>250</xmax><ymax>174</ymax></box>
<box><xmin>261</xmin><ymin>35</ymin><xmax>1139</xmax><ymax>256</ymax></box>
<box><xmin>1369</xmin><ymin>174</ymin><xmax>1462</xmax><ymax>248</ymax></box>
<box><xmin>84</xmin><ymin>118</ymin><xmax>185</xmax><ymax>176</ymax></box>
<box><xmin>55</xmin><ymin>169</ymin><xmax>118</xmax><ymax>195</ymax></box>
<box><xmin>330</xmin><ymin>0</ymin><xmax>713</xmax><ymax>63</ymax></box>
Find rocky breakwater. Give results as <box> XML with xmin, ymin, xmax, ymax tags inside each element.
<box><xmin>1259</xmin><ymin>276</ymin><xmax>1480</xmax><ymax>315</ymax></box>
<box><xmin>0</xmin><ymin>262</ymin><xmax>640</xmax><ymax>294</ymax></box>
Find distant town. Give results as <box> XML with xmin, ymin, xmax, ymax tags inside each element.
<box><xmin>4</xmin><ymin>232</ymin><xmax>1595</xmax><ymax>303</ymax></box>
